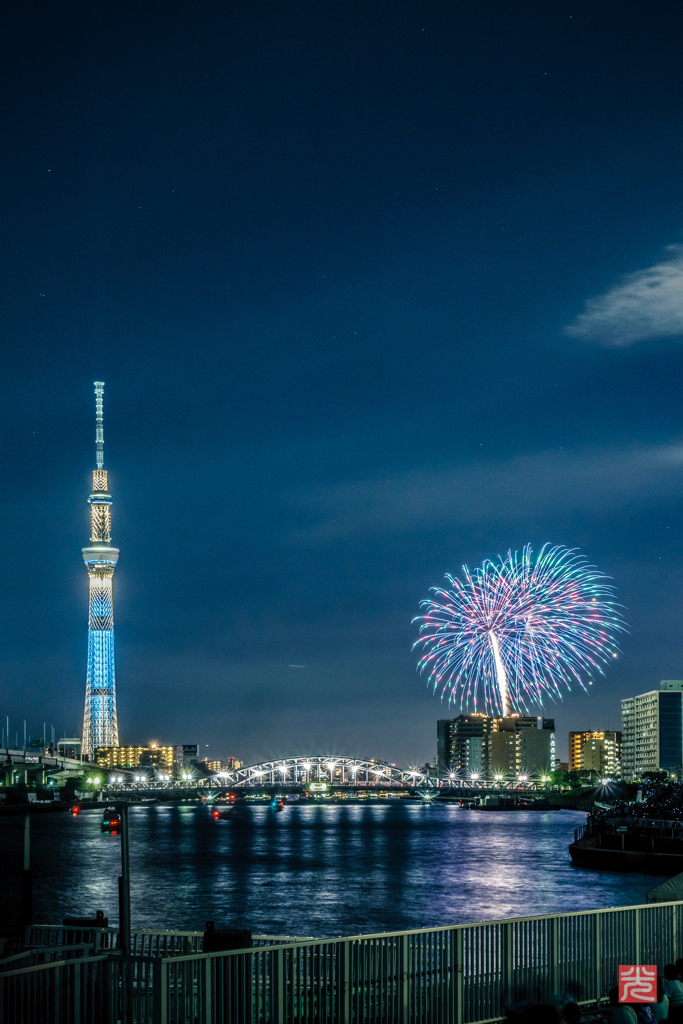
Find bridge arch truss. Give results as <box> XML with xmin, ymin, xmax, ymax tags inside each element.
<box><xmin>210</xmin><ymin>756</ymin><xmax>440</xmax><ymax>789</ymax></box>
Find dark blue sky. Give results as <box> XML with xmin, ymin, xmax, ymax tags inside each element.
<box><xmin>2</xmin><ymin>1</ymin><xmax>683</xmax><ymax>764</ymax></box>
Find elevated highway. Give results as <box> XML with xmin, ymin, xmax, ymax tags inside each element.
<box><xmin>0</xmin><ymin>748</ymin><xmax>84</xmax><ymax>787</ymax></box>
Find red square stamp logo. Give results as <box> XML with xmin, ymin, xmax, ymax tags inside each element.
<box><xmin>619</xmin><ymin>965</ymin><xmax>657</xmax><ymax>1002</ymax></box>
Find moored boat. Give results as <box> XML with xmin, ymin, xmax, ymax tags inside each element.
<box><xmin>569</xmin><ymin>816</ymin><xmax>683</xmax><ymax>872</ymax></box>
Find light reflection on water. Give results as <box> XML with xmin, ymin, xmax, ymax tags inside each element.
<box><xmin>0</xmin><ymin>804</ymin><xmax>668</xmax><ymax>937</ymax></box>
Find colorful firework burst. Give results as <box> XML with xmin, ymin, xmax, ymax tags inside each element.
<box><xmin>413</xmin><ymin>544</ymin><xmax>627</xmax><ymax>715</ymax></box>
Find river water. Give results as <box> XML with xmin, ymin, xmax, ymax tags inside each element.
<box><xmin>0</xmin><ymin>803</ymin><xmax>668</xmax><ymax>938</ymax></box>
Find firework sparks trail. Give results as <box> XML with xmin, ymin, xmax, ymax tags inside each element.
<box><xmin>412</xmin><ymin>544</ymin><xmax>627</xmax><ymax>715</ymax></box>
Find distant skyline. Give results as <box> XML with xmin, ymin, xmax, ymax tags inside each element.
<box><xmin>1</xmin><ymin>2</ymin><xmax>683</xmax><ymax>764</ymax></box>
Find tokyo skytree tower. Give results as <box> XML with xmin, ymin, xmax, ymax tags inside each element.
<box><xmin>82</xmin><ymin>382</ymin><xmax>119</xmax><ymax>758</ymax></box>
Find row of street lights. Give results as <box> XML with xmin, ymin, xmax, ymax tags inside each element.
<box><xmin>83</xmin><ymin>770</ymin><xmax>197</xmax><ymax>787</ymax></box>
<box><xmin>445</xmin><ymin>772</ymin><xmax>552</xmax><ymax>787</ymax></box>
<box><xmin>81</xmin><ymin>769</ymin><xmax>614</xmax><ymax>790</ymax></box>
<box><xmin>444</xmin><ymin>772</ymin><xmax>612</xmax><ymax>787</ymax></box>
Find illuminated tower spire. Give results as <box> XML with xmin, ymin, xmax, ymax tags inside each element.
<box><xmin>82</xmin><ymin>382</ymin><xmax>119</xmax><ymax>759</ymax></box>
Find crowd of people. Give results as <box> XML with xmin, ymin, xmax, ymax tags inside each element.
<box><xmin>636</xmin><ymin>783</ymin><xmax>683</xmax><ymax>822</ymax></box>
<box><xmin>610</xmin><ymin>964</ymin><xmax>683</xmax><ymax>1024</ymax></box>
<box><xmin>585</xmin><ymin>782</ymin><xmax>683</xmax><ymax>830</ymax></box>
<box><xmin>507</xmin><ymin>961</ymin><xmax>683</xmax><ymax>1024</ymax></box>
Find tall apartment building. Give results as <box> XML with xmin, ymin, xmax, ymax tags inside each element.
<box><xmin>621</xmin><ymin>682</ymin><xmax>683</xmax><ymax>779</ymax></box>
<box><xmin>94</xmin><ymin>744</ymin><xmax>176</xmax><ymax>772</ymax></box>
<box><xmin>568</xmin><ymin>731</ymin><xmax>622</xmax><ymax>775</ymax></box>
<box><xmin>437</xmin><ymin>715</ymin><xmax>492</xmax><ymax>776</ymax></box>
<box><xmin>491</xmin><ymin>716</ymin><xmax>555</xmax><ymax>776</ymax></box>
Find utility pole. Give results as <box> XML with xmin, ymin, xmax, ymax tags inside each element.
<box><xmin>117</xmin><ymin>804</ymin><xmax>131</xmax><ymax>957</ymax></box>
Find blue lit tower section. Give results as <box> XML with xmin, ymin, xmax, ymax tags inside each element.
<box><xmin>82</xmin><ymin>381</ymin><xmax>119</xmax><ymax>759</ymax></box>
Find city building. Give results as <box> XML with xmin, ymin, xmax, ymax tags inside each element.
<box><xmin>621</xmin><ymin>682</ymin><xmax>683</xmax><ymax>779</ymax></box>
<box><xmin>179</xmin><ymin>744</ymin><xmax>199</xmax><ymax>767</ymax></box>
<box><xmin>437</xmin><ymin>715</ymin><xmax>492</xmax><ymax>777</ymax></box>
<box><xmin>568</xmin><ymin>731</ymin><xmax>622</xmax><ymax>776</ymax></box>
<box><xmin>491</xmin><ymin>716</ymin><xmax>555</xmax><ymax>776</ymax></box>
<box><xmin>94</xmin><ymin>745</ymin><xmax>176</xmax><ymax>772</ymax></box>
<box><xmin>82</xmin><ymin>383</ymin><xmax>119</xmax><ymax>759</ymax></box>
<box><xmin>203</xmin><ymin>760</ymin><xmax>224</xmax><ymax>773</ymax></box>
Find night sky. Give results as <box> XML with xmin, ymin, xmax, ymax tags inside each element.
<box><xmin>2</xmin><ymin>2</ymin><xmax>683</xmax><ymax>766</ymax></box>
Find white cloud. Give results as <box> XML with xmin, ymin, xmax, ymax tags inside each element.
<box><xmin>566</xmin><ymin>245</ymin><xmax>683</xmax><ymax>346</ymax></box>
<box><xmin>288</xmin><ymin>443</ymin><xmax>683</xmax><ymax>541</ymax></box>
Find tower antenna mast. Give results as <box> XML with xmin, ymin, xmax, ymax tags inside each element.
<box><xmin>95</xmin><ymin>381</ymin><xmax>105</xmax><ymax>470</ymax></box>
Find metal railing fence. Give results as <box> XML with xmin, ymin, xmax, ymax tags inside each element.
<box><xmin>3</xmin><ymin>901</ymin><xmax>683</xmax><ymax>1024</ymax></box>
<box><xmin>0</xmin><ymin>944</ymin><xmax>93</xmax><ymax>973</ymax></box>
<box><xmin>22</xmin><ymin>924</ymin><xmax>314</xmax><ymax>958</ymax></box>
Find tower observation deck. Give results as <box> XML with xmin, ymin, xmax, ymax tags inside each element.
<box><xmin>82</xmin><ymin>382</ymin><xmax>119</xmax><ymax>759</ymax></box>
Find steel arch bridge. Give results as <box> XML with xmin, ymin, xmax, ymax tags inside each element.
<box><xmin>209</xmin><ymin>756</ymin><xmax>440</xmax><ymax>790</ymax></box>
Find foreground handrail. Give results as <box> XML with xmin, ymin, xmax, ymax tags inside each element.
<box><xmin>6</xmin><ymin>901</ymin><xmax>683</xmax><ymax>1024</ymax></box>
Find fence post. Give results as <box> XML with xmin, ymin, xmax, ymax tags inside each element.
<box><xmin>594</xmin><ymin>912</ymin><xmax>602</xmax><ymax>1004</ymax></box>
<box><xmin>503</xmin><ymin>921</ymin><xmax>514</xmax><ymax>1010</ymax></box>
<box><xmin>635</xmin><ymin>907</ymin><xmax>641</xmax><ymax>965</ymax></box>
<box><xmin>397</xmin><ymin>934</ymin><xmax>409</xmax><ymax>1024</ymax></box>
<box><xmin>336</xmin><ymin>940</ymin><xmax>352</xmax><ymax>1024</ymax></box>
<box><xmin>673</xmin><ymin>903</ymin><xmax>679</xmax><ymax>964</ymax></box>
<box><xmin>53</xmin><ymin>961</ymin><xmax>62</xmax><ymax>1024</ymax></box>
<box><xmin>153</xmin><ymin>959</ymin><xmax>168</xmax><ymax>1024</ymax></box>
<box><xmin>74</xmin><ymin>961</ymin><xmax>82</xmax><ymax>1024</ymax></box>
<box><xmin>455</xmin><ymin>928</ymin><xmax>464</xmax><ymax>1024</ymax></box>
<box><xmin>271</xmin><ymin>947</ymin><xmax>287</xmax><ymax>1024</ymax></box>
<box><xmin>118</xmin><ymin>804</ymin><xmax>131</xmax><ymax>959</ymax></box>
<box><xmin>550</xmin><ymin>917</ymin><xmax>559</xmax><ymax>998</ymax></box>
<box><xmin>203</xmin><ymin>956</ymin><xmax>213</xmax><ymax>1024</ymax></box>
